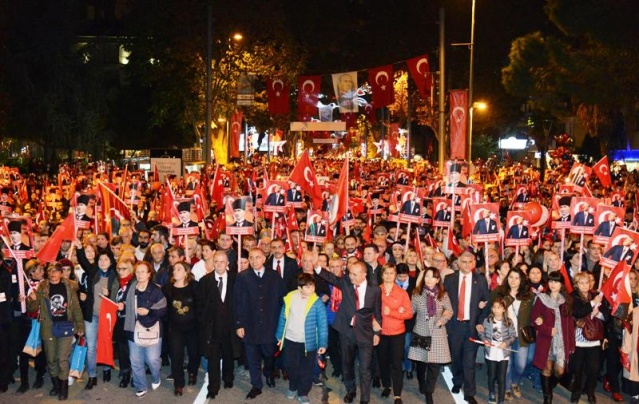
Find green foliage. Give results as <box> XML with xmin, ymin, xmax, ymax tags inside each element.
<box><xmin>471</xmin><ymin>132</ymin><xmax>498</xmax><ymax>161</ymax></box>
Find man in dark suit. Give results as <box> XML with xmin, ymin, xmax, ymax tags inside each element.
<box><xmin>362</xmin><ymin>244</ymin><xmax>382</xmax><ymax>286</ymax></box>
<box><xmin>75</xmin><ymin>194</ymin><xmax>94</xmax><ymax>223</ymax></box>
<box><xmin>434</xmin><ymin>207</ymin><xmax>451</xmax><ymax>222</ymax></box>
<box><xmin>197</xmin><ymin>251</ymin><xmax>239</xmax><ymax>399</ymax></box>
<box><xmin>572</xmin><ymin>204</ymin><xmax>594</xmax><ymax>227</ymax></box>
<box><xmin>234</xmin><ymin>248</ymin><xmax>286</xmax><ymax>399</ymax></box>
<box><xmin>472</xmin><ymin>210</ymin><xmax>498</xmax><ymax>235</ymax></box>
<box><xmin>515</xmin><ymin>189</ymin><xmax>529</xmax><ymax>203</ymax></box>
<box><xmin>506</xmin><ymin>216</ymin><xmax>529</xmax><ymax>239</ymax></box>
<box><xmin>176</xmin><ymin>200</ymin><xmax>199</xmax><ymax>228</ymax></box>
<box><xmin>265</xmin><ymin>186</ymin><xmax>285</xmax><ymax>206</ymax></box>
<box><xmin>266</xmin><ymin>238</ymin><xmax>300</xmax><ymax>292</ymax></box>
<box><xmin>400</xmin><ymin>195</ymin><xmax>421</xmax><ymax>216</ymax></box>
<box><xmin>594</xmin><ymin>212</ymin><xmax>618</xmax><ymax>237</ymax></box>
<box><xmin>7</xmin><ymin>221</ymin><xmax>30</xmax><ymax>251</ymax></box>
<box><xmin>443</xmin><ymin>252</ymin><xmax>489</xmax><ymax>404</ymax></box>
<box><xmin>231</xmin><ymin>198</ymin><xmax>253</xmax><ymax>227</ymax></box>
<box><xmin>286</xmin><ymin>185</ymin><xmax>303</xmax><ymax>202</ymax></box>
<box><xmin>315</xmin><ymin>260</ymin><xmax>382</xmax><ymax>404</ymax></box>
<box><xmin>603</xmin><ymin>237</ymin><xmax>635</xmax><ymax>265</ymax></box>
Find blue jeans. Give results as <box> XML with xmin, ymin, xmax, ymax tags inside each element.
<box><xmin>403</xmin><ymin>332</ymin><xmax>413</xmax><ymax>371</ymax></box>
<box><xmin>129</xmin><ymin>338</ymin><xmax>162</xmax><ymax>392</ymax></box>
<box><xmin>84</xmin><ymin>316</ymin><xmax>103</xmax><ymax>377</ymax></box>
<box><xmin>506</xmin><ymin>338</ymin><xmax>528</xmax><ymax>390</ymax></box>
<box><xmin>523</xmin><ymin>342</ymin><xmax>540</xmax><ymax>388</ymax></box>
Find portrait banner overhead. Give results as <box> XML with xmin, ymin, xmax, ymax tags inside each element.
<box><xmin>332</xmin><ymin>71</ymin><xmax>358</xmax><ymax>113</ymax></box>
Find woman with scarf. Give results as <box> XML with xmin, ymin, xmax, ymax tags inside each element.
<box><xmin>531</xmin><ymin>271</ymin><xmax>575</xmax><ymax>404</ymax></box>
<box><xmin>114</xmin><ymin>254</ymin><xmax>135</xmax><ymax>388</ymax></box>
<box><xmin>377</xmin><ymin>263</ymin><xmax>413</xmax><ymax>404</ymax></box>
<box><xmin>408</xmin><ymin>267</ymin><xmax>452</xmax><ymax>404</ymax></box>
<box><xmin>75</xmin><ymin>240</ymin><xmax>119</xmax><ymax>389</ymax></box>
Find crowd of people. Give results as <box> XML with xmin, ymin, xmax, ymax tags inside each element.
<box><xmin>0</xmin><ymin>155</ymin><xmax>638</xmax><ymax>404</ymax></box>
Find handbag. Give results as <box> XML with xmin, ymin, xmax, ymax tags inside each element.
<box><xmin>22</xmin><ymin>319</ymin><xmax>42</xmax><ymax>357</ymax></box>
<box><xmin>52</xmin><ymin>321</ymin><xmax>75</xmax><ymax>338</ymax></box>
<box><xmin>581</xmin><ymin>315</ymin><xmax>604</xmax><ymax>341</ymax></box>
<box><xmin>69</xmin><ymin>337</ymin><xmax>88</xmax><ymax>379</ymax></box>
<box><xmin>133</xmin><ymin>296</ymin><xmax>160</xmax><ymax>347</ymax></box>
<box><xmin>519</xmin><ymin>325</ymin><xmax>536</xmax><ymax>344</ymax></box>
<box><xmin>410</xmin><ymin>334</ymin><xmax>432</xmax><ymax>351</ymax></box>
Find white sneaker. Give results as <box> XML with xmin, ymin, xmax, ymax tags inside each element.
<box><xmin>151</xmin><ymin>380</ymin><xmax>161</xmax><ymax>390</ymax></box>
<box><xmin>286</xmin><ymin>390</ymin><xmax>297</xmax><ymax>399</ymax></box>
<box><xmin>136</xmin><ymin>390</ymin><xmax>147</xmax><ymax>397</ymax></box>
<box><xmin>68</xmin><ymin>376</ymin><xmax>75</xmax><ymax>386</ymax></box>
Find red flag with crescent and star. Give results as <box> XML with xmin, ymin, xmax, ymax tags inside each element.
<box><xmin>406</xmin><ymin>54</ymin><xmax>433</xmax><ymax>99</ymax></box>
<box><xmin>601</xmin><ymin>260</ymin><xmax>632</xmax><ymax>314</ymax></box>
<box><xmin>388</xmin><ymin>123</ymin><xmax>400</xmax><ymax>158</ymax></box>
<box><xmin>298</xmin><ymin>75</ymin><xmax>321</xmax><ymax>121</ymax></box>
<box><xmin>36</xmin><ymin>214</ymin><xmax>75</xmax><ymax>263</ymax></box>
<box><xmin>593</xmin><ymin>156</ymin><xmax>612</xmax><ymax>188</ymax></box>
<box><xmin>230</xmin><ymin>111</ymin><xmax>243</xmax><ymax>158</ymax></box>
<box><xmin>266</xmin><ymin>78</ymin><xmax>290</xmax><ymax>115</ymax></box>
<box><xmin>96</xmin><ymin>296</ymin><xmax>119</xmax><ymax>367</ymax></box>
<box><xmin>289</xmin><ymin>150</ymin><xmax>323</xmax><ymax>207</ymax></box>
<box><xmin>330</xmin><ymin>156</ymin><xmax>349</xmax><ymax>226</ymax></box>
<box><xmin>449</xmin><ymin>90</ymin><xmax>468</xmax><ymax>160</ymax></box>
<box><xmin>368</xmin><ymin>65</ymin><xmax>394</xmax><ymax>108</ymax></box>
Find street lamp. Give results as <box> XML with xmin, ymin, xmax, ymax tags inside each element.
<box><xmin>469</xmin><ymin>101</ymin><xmax>487</xmax><ymax>158</ymax></box>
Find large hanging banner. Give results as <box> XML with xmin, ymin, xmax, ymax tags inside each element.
<box><xmin>449</xmin><ymin>90</ymin><xmax>468</xmax><ymax>160</ymax></box>
<box><xmin>332</xmin><ymin>71</ymin><xmax>359</xmax><ymax>113</ymax></box>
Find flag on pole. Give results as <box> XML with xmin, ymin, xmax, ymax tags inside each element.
<box><xmin>593</xmin><ymin>156</ymin><xmax>612</xmax><ymax>188</ymax></box>
<box><xmin>601</xmin><ymin>260</ymin><xmax>632</xmax><ymax>315</ymax></box>
<box><xmin>289</xmin><ymin>150</ymin><xmax>323</xmax><ymax>207</ymax></box>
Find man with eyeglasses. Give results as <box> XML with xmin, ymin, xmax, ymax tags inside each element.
<box><xmin>432</xmin><ymin>252</ymin><xmax>453</xmax><ymax>280</ymax></box>
<box><xmin>197</xmin><ymin>251</ymin><xmax>238</xmax><ymax>399</ymax></box>
<box><xmin>443</xmin><ymin>252</ymin><xmax>489</xmax><ymax>404</ymax></box>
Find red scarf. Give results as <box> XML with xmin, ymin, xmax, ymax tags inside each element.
<box><xmin>119</xmin><ymin>274</ymin><xmax>133</xmax><ymax>288</ymax></box>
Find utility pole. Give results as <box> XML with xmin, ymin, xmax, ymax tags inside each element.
<box><xmin>438</xmin><ymin>7</ymin><xmax>446</xmax><ymax>173</ymax></box>
<box><xmin>204</xmin><ymin>4</ymin><xmax>212</xmax><ymax>166</ymax></box>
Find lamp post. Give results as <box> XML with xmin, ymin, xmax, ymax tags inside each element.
<box><xmin>467</xmin><ymin>0</ymin><xmax>476</xmax><ymax>162</ymax></box>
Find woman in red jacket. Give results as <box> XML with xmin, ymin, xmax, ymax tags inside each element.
<box><xmin>377</xmin><ymin>263</ymin><xmax>413</xmax><ymax>404</ymax></box>
<box><xmin>531</xmin><ymin>271</ymin><xmax>575</xmax><ymax>404</ymax></box>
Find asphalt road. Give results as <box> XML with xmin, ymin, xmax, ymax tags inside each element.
<box><xmin>2</xmin><ymin>359</ymin><xmax>621</xmax><ymax>403</ymax></box>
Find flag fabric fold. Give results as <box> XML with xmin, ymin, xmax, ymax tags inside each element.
<box><xmin>368</xmin><ymin>65</ymin><xmax>394</xmax><ymax>108</ymax></box>
<box><xmin>96</xmin><ymin>296</ymin><xmax>119</xmax><ymax>367</ymax></box>
<box><xmin>289</xmin><ymin>150</ymin><xmax>323</xmax><ymax>208</ymax></box>
<box><xmin>406</xmin><ymin>54</ymin><xmax>432</xmax><ymax>99</ymax></box>
<box><xmin>266</xmin><ymin>78</ymin><xmax>291</xmax><ymax>115</ymax></box>
<box><xmin>593</xmin><ymin>156</ymin><xmax>612</xmax><ymax>188</ymax></box>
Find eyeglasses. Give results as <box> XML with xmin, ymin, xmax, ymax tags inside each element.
<box><xmin>117</xmin><ymin>267</ymin><xmax>130</xmax><ymax>271</ymax></box>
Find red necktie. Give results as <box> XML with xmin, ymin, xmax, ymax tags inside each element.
<box><xmin>458</xmin><ymin>275</ymin><xmax>466</xmax><ymax>321</ymax></box>
<box><xmin>353</xmin><ymin>285</ymin><xmax>360</xmax><ymax>326</ymax></box>
<box><xmin>276</xmin><ymin>260</ymin><xmax>282</xmax><ymax>277</ymax></box>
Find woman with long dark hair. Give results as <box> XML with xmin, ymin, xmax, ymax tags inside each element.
<box><xmin>531</xmin><ymin>271</ymin><xmax>575</xmax><ymax>404</ymax></box>
<box><xmin>408</xmin><ymin>267</ymin><xmax>452</xmax><ymax>404</ymax></box>
<box><xmin>494</xmin><ymin>268</ymin><xmax>534</xmax><ymax>400</ymax></box>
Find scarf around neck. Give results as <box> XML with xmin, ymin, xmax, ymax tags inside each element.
<box><xmin>538</xmin><ymin>292</ymin><xmax>566</xmax><ymax>367</ymax></box>
<box><xmin>424</xmin><ymin>286</ymin><xmax>438</xmax><ymax>318</ymax></box>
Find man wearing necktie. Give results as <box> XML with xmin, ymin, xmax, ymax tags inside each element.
<box><xmin>197</xmin><ymin>251</ymin><xmax>239</xmax><ymax>399</ymax></box>
<box><xmin>443</xmin><ymin>252</ymin><xmax>489</xmax><ymax>404</ymax></box>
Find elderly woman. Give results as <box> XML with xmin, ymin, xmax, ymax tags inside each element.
<box><xmin>27</xmin><ymin>262</ymin><xmax>85</xmax><ymax>400</ymax></box>
<box><xmin>114</xmin><ymin>254</ymin><xmax>136</xmax><ymax>388</ymax></box>
<box><xmin>120</xmin><ymin>261</ymin><xmax>167</xmax><ymax>398</ymax></box>
<box><xmin>408</xmin><ymin>267</ymin><xmax>452</xmax><ymax>404</ymax></box>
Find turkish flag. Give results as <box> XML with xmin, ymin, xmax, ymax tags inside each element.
<box><xmin>96</xmin><ymin>296</ymin><xmax>118</xmax><ymax>367</ymax></box>
<box><xmin>559</xmin><ymin>264</ymin><xmax>573</xmax><ymax>293</ymax></box>
<box><xmin>406</xmin><ymin>54</ymin><xmax>433</xmax><ymax>99</ymax></box>
<box><xmin>193</xmin><ymin>184</ymin><xmax>207</xmax><ymax>222</ymax></box>
<box><xmin>601</xmin><ymin>260</ymin><xmax>632</xmax><ymax>314</ymax></box>
<box><xmin>97</xmin><ymin>181</ymin><xmax>132</xmax><ymax>234</ymax></box>
<box><xmin>449</xmin><ymin>90</ymin><xmax>468</xmax><ymax>160</ymax></box>
<box><xmin>330</xmin><ymin>156</ymin><xmax>349</xmax><ymax>226</ymax></box>
<box><xmin>210</xmin><ymin>165</ymin><xmax>224</xmax><ymax>209</ymax></box>
<box><xmin>289</xmin><ymin>150</ymin><xmax>323</xmax><ymax>207</ymax></box>
<box><xmin>36</xmin><ymin>214</ymin><xmax>75</xmax><ymax>263</ymax></box>
<box><xmin>298</xmin><ymin>75</ymin><xmax>321</xmax><ymax>121</ymax></box>
<box><xmin>368</xmin><ymin>65</ymin><xmax>394</xmax><ymax>108</ymax></box>
<box><xmin>159</xmin><ymin>179</ymin><xmax>177</xmax><ymax>223</ymax></box>
<box><xmin>446</xmin><ymin>229</ymin><xmax>464</xmax><ymax>257</ymax></box>
<box><xmin>230</xmin><ymin>111</ymin><xmax>243</xmax><ymax>158</ymax></box>
<box><xmin>266</xmin><ymin>78</ymin><xmax>290</xmax><ymax>116</ymax></box>
<box><xmin>593</xmin><ymin>156</ymin><xmax>612</xmax><ymax>188</ymax></box>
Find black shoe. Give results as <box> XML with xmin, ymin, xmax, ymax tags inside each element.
<box><xmin>224</xmin><ymin>381</ymin><xmax>233</xmax><ymax>389</ymax></box>
<box><xmin>405</xmin><ymin>371</ymin><xmax>413</xmax><ymax>380</ymax></box>
<box><xmin>426</xmin><ymin>393</ymin><xmax>434</xmax><ymax>404</ymax></box>
<box><xmin>246</xmin><ymin>387</ymin><xmax>262</xmax><ymax>399</ymax></box>
<box><xmin>381</xmin><ymin>387</ymin><xmax>391</xmax><ymax>398</ymax></box>
<box><xmin>84</xmin><ymin>377</ymin><xmax>97</xmax><ymax>390</ymax></box>
<box><xmin>588</xmin><ymin>395</ymin><xmax>597</xmax><ymax>404</ymax></box>
<box><xmin>266</xmin><ymin>377</ymin><xmax>275</xmax><ymax>388</ymax></box>
<box><xmin>344</xmin><ymin>391</ymin><xmax>357</xmax><ymax>403</ymax></box>
<box><xmin>272</xmin><ymin>369</ymin><xmax>281</xmax><ymax>379</ymax></box>
<box><xmin>33</xmin><ymin>374</ymin><xmax>44</xmax><ymax>389</ymax></box>
<box><xmin>465</xmin><ymin>397</ymin><xmax>478</xmax><ymax>404</ymax></box>
<box><xmin>50</xmin><ymin>378</ymin><xmax>60</xmax><ymax>396</ymax></box>
<box><xmin>188</xmin><ymin>373</ymin><xmax>196</xmax><ymax>385</ymax></box>
<box><xmin>452</xmin><ymin>385</ymin><xmax>462</xmax><ymax>394</ymax></box>
<box><xmin>103</xmin><ymin>369</ymin><xmax>111</xmax><ymax>383</ymax></box>
<box><xmin>394</xmin><ymin>399</ymin><xmax>403</xmax><ymax>404</ymax></box>
<box><xmin>16</xmin><ymin>381</ymin><xmax>29</xmax><ymax>394</ymax></box>
<box><xmin>206</xmin><ymin>391</ymin><xmax>217</xmax><ymax>399</ymax></box>
<box><xmin>119</xmin><ymin>373</ymin><xmax>131</xmax><ymax>388</ymax></box>
<box><xmin>372</xmin><ymin>377</ymin><xmax>380</xmax><ymax>388</ymax></box>
<box><xmin>360</xmin><ymin>401</ymin><xmax>369</xmax><ymax>404</ymax></box>
<box><xmin>174</xmin><ymin>387</ymin><xmax>183</xmax><ymax>396</ymax></box>
<box><xmin>166</xmin><ymin>373</ymin><xmax>174</xmax><ymax>381</ymax></box>
<box><xmin>58</xmin><ymin>378</ymin><xmax>68</xmax><ymax>401</ymax></box>
<box><xmin>161</xmin><ymin>357</ymin><xmax>170</xmax><ymax>367</ymax></box>
<box><xmin>0</xmin><ymin>385</ymin><xmax>7</xmax><ymax>393</ymax></box>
